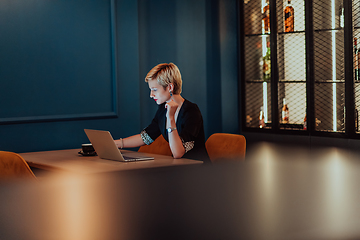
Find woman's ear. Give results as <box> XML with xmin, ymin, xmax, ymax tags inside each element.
<box><xmin>168</xmin><ymin>83</ymin><xmax>174</xmax><ymax>91</ymax></box>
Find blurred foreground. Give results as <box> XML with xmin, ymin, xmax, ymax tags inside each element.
<box><xmin>1</xmin><ymin>142</ymin><xmax>360</xmax><ymax>240</ymax></box>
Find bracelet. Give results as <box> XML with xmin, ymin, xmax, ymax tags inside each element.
<box><xmin>120</xmin><ymin>138</ymin><xmax>124</xmax><ymax>149</ymax></box>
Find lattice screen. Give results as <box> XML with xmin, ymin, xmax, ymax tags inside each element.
<box><xmin>244</xmin><ymin>0</ymin><xmax>272</xmax><ymax>129</ymax></box>
<box><xmin>242</xmin><ymin>0</ymin><xmax>358</xmax><ymax>132</ymax></box>
<box><xmin>354</xmin><ymin>0</ymin><xmax>360</xmax><ymax>133</ymax></box>
<box><xmin>313</xmin><ymin>0</ymin><xmax>345</xmax><ymax>132</ymax></box>
<box><xmin>277</xmin><ymin>0</ymin><xmax>306</xmax><ymax>130</ymax></box>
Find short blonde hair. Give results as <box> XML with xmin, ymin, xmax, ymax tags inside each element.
<box><xmin>145</xmin><ymin>63</ymin><xmax>182</xmax><ymax>94</ymax></box>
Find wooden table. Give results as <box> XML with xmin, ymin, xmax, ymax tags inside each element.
<box><xmin>20</xmin><ymin>149</ymin><xmax>202</xmax><ymax>174</ymax></box>
<box><xmin>5</xmin><ymin>143</ymin><xmax>359</xmax><ymax>239</ymax></box>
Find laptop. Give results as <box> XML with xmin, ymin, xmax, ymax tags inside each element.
<box><xmin>84</xmin><ymin>129</ymin><xmax>154</xmax><ymax>162</ymax></box>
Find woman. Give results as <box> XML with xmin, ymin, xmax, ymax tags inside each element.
<box><xmin>115</xmin><ymin>63</ymin><xmax>209</xmax><ymax>162</ymax></box>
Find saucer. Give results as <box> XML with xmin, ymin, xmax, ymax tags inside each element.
<box><xmin>78</xmin><ymin>150</ymin><xmax>97</xmax><ymax>156</ymax></box>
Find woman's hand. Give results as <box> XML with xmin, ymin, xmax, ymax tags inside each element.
<box><xmin>165</xmin><ymin>99</ymin><xmax>178</xmax><ymax>119</ymax></box>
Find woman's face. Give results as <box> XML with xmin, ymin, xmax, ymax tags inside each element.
<box><xmin>148</xmin><ymin>79</ymin><xmax>171</xmax><ymax>105</ymax></box>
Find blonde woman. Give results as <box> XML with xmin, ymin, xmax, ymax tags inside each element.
<box><xmin>115</xmin><ymin>63</ymin><xmax>209</xmax><ymax>162</ymax></box>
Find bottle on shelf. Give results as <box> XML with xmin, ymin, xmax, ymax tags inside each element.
<box><xmin>303</xmin><ymin>113</ymin><xmax>307</xmax><ymax>130</ymax></box>
<box><xmin>263</xmin><ymin>41</ymin><xmax>271</xmax><ymax>81</ymax></box>
<box><xmin>246</xmin><ymin>114</ymin><xmax>253</xmax><ymax>126</ymax></box>
<box><xmin>355</xmin><ymin>38</ymin><xmax>358</xmax><ymax>81</ymax></box>
<box><xmin>282</xmin><ymin>98</ymin><xmax>289</xmax><ymax>123</ymax></box>
<box><xmin>358</xmin><ymin>45</ymin><xmax>360</xmax><ymax>81</ymax></box>
<box><xmin>259</xmin><ymin>106</ymin><xmax>265</xmax><ymax>128</ymax></box>
<box><xmin>284</xmin><ymin>0</ymin><xmax>294</xmax><ymax>32</ymax></box>
<box><xmin>356</xmin><ymin>109</ymin><xmax>359</xmax><ymax>132</ymax></box>
<box><xmin>262</xmin><ymin>0</ymin><xmax>270</xmax><ymax>34</ymax></box>
<box><xmin>355</xmin><ymin>108</ymin><xmax>359</xmax><ymax>132</ymax></box>
<box><xmin>259</xmin><ymin>47</ymin><xmax>263</xmax><ymax>80</ymax></box>
<box><xmin>339</xmin><ymin>2</ymin><xmax>344</xmax><ymax>28</ymax></box>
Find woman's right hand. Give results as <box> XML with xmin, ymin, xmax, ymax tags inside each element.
<box><xmin>165</xmin><ymin>99</ymin><xmax>178</xmax><ymax>120</ymax></box>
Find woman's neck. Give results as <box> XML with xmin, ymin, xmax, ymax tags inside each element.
<box><xmin>171</xmin><ymin>94</ymin><xmax>184</xmax><ymax>106</ymax></box>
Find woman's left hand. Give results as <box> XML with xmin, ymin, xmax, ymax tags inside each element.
<box><xmin>165</xmin><ymin>99</ymin><xmax>178</xmax><ymax>119</ymax></box>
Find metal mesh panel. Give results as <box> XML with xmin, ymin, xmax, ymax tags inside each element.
<box><xmin>244</xmin><ymin>0</ymin><xmax>263</xmax><ymax>36</ymax></box>
<box><xmin>245</xmin><ymin>81</ymin><xmax>272</xmax><ymax>128</ymax></box>
<box><xmin>242</xmin><ymin>0</ymin><xmax>359</xmax><ymax>134</ymax></box>
<box><xmin>354</xmin><ymin>0</ymin><xmax>360</xmax><ymax>133</ymax></box>
<box><xmin>313</xmin><ymin>0</ymin><xmax>345</xmax><ymax>132</ymax></box>
<box><xmin>277</xmin><ymin>0</ymin><xmax>306</xmax><ymax>130</ymax></box>
<box><xmin>244</xmin><ymin>0</ymin><xmax>272</xmax><ymax>129</ymax></box>
<box><xmin>314</xmin><ymin>82</ymin><xmax>345</xmax><ymax>132</ymax></box>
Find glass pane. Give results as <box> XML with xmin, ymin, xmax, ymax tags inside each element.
<box><xmin>314</xmin><ymin>82</ymin><xmax>345</xmax><ymax>132</ymax></box>
<box><xmin>354</xmin><ymin>0</ymin><xmax>360</xmax><ymax>133</ymax></box>
<box><xmin>245</xmin><ymin>81</ymin><xmax>272</xmax><ymax>128</ymax></box>
<box><xmin>244</xmin><ymin>35</ymin><xmax>272</xmax><ymax>129</ymax></box>
<box><xmin>276</xmin><ymin>0</ymin><xmax>306</xmax><ymax>130</ymax></box>
<box><xmin>314</xmin><ymin>0</ymin><xmax>345</xmax><ymax>132</ymax></box>
<box><xmin>314</xmin><ymin>0</ymin><xmax>344</xmax><ymax>31</ymax></box>
<box><xmin>244</xmin><ymin>0</ymin><xmax>264</xmax><ymax>36</ymax></box>
<box><xmin>244</xmin><ymin>0</ymin><xmax>272</xmax><ymax>129</ymax></box>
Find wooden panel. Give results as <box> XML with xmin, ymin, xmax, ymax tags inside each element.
<box><xmin>0</xmin><ymin>0</ymin><xmax>117</xmax><ymax>124</ymax></box>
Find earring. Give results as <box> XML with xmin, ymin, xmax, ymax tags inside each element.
<box><xmin>170</xmin><ymin>90</ymin><xmax>173</xmax><ymax>97</ymax></box>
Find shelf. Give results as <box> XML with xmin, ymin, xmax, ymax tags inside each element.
<box><xmin>245</xmin><ymin>80</ymin><xmax>270</xmax><ymax>83</ymax></box>
<box><xmin>314</xmin><ymin>28</ymin><xmax>345</xmax><ymax>33</ymax></box>
<box><xmin>280</xmin><ymin>123</ymin><xmax>304</xmax><ymax>130</ymax></box>
<box><xmin>258</xmin><ymin>123</ymin><xmax>305</xmax><ymax>130</ymax></box>
<box><xmin>246</xmin><ymin>80</ymin><xmax>347</xmax><ymax>84</ymax></box>
<box><xmin>278</xmin><ymin>80</ymin><xmax>306</xmax><ymax>83</ymax></box>
<box><xmin>314</xmin><ymin>80</ymin><xmax>345</xmax><ymax>83</ymax></box>
<box><xmin>245</xmin><ymin>31</ymin><xmax>305</xmax><ymax>38</ymax></box>
<box><xmin>246</xmin><ymin>80</ymin><xmax>307</xmax><ymax>83</ymax></box>
<box><xmin>244</xmin><ymin>33</ymin><xmax>269</xmax><ymax>37</ymax></box>
<box><xmin>277</xmin><ymin>30</ymin><xmax>305</xmax><ymax>35</ymax></box>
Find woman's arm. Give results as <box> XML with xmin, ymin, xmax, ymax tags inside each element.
<box><xmin>167</xmin><ymin>116</ymin><xmax>185</xmax><ymax>158</ymax></box>
<box><xmin>166</xmin><ymin>100</ymin><xmax>186</xmax><ymax>158</ymax></box>
<box><xmin>114</xmin><ymin>134</ymin><xmax>145</xmax><ymax>149</ymax></box>
<box><xmin>116</xmin><ymin>105</ymin><xmax>162</xmax><ymax>150</ymax></box>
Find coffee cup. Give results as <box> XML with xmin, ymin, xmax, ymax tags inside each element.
<box><xmin>80</xmin><ymin>143</ymin><xmax>96</xmax><ymax>156</ymax></box>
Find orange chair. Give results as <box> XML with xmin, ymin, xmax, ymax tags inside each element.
<box><xmin>138</xmin><ymin>135</ymin><xmax>172</xmax><ymax>156</ymax></box>
<box><xmin>0</xmin><ymin>151</ymin><xmax>37</xmax><ymax>181</ymax></box>
<box><xmin>205</xmin><ymin>133</ymin><xmax>246</xmax><ymax>163</ymax></box>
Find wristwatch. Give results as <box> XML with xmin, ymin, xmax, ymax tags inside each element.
<box><xmin>167</xmin><ymin>127</ymin><xmax>177</xmax><ymax>133</ymax></box>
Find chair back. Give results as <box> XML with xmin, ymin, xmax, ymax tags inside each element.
<box><xmin>138</xmin><ymin>135</ymin><xmax>172</xmax><ymax>156</ymax></box>
<box><xmin>205</xmin><ymin>133</ymin><xmax>246</xmax><ymax>163</ymax></box>
<box><xmin>0</xmin><ymin>151</ymin><xmax>37</xmax><ymax>180</ymax></box>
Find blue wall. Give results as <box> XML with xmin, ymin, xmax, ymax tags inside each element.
<box><xmin>0</xmin><ymin>0</ymin><xmax>239</xmax><ymax>153</ymax></box>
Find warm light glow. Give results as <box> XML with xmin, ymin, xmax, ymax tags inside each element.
<box><xmin>333</xmin><ymin>82</ymin><xmax>337</xmax><ymax>131</ymax></box>
<box><xmin>260</xmin><ymin>0</ymin><xmax>269</xmax><ymax>123</ymax></box>
<box><xmin>331</xmin><ymin>0</ymin><xmax>337</xmax><ymax>131</ymax></box>
<box><xmin>262</xmin><ymin>35</ymin><xmax>267</xmax><ymax>57</ymax></box>
<box><xmin>261</xmin><ymin>24</ymin><xmax>268</xmax><ymax>122</ymax></box>
<box><xmin>317</xmin><ymin>149</ymin><xmax>356</xmax><ymax>231</ymax></box>
<box><xmin>263</xmin><ymin>82</ymin><xmax>268</xmax><ymax>123</ymax></box>
<box><xmin>59</xmin><ymin>176</ymin><xmax>88</xmax><ymax>240</ymax></box>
